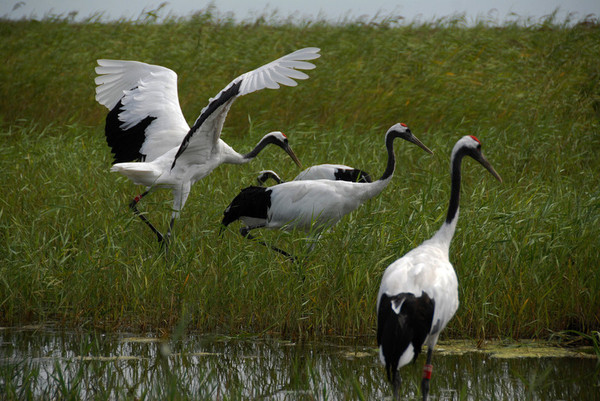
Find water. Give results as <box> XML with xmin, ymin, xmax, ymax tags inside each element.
<box><xmin>1</xmin><ymin>327</ymin><xmax>598</xmax><ymax>400</ymax></box>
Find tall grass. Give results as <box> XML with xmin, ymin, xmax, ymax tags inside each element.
<box><xmin>1</xmin><ymin>12</ymin><xmax>599</xmax><ymax>340</ymax></box>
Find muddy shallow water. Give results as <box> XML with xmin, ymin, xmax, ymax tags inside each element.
<box><xmin>1</xmin><ymin>327</ymin><xmax>598</xmax><ymax>400</ymax></box>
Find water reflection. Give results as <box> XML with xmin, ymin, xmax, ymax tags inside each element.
<box><xmin>0</xmin><ymin>328</ymin><xmax>597</xmax><ymax>400</ymax></box>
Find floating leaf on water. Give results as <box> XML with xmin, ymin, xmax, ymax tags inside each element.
<box><xmin>188</xmin><ymin>352</ymin><xmax>222</xmax><ymax>357</ymax></box>
<box><xmin>81</xmin><ymin>355</ymin><xmax>142</xmax><ymax>361</ymax></box>
<box><xmin>120</xmin><ymin>337</ymin><xmax>164</xmax><ymax>343</ymax></box>
<box><xmin>340</xmin><ymin>350</ymin><xmax>373</xmax><ymax>359</ymax></box>
<box><xmin>435</xmin><ymin>340</ymin><xmax>596</xmax><ymax>359</ymax></box>
<box><xmin>436</xmin><ymin>340</ymin><xmax>474</xmax><ymax>356</ymax></box>
<box><xmin>488</xmin><ymin>345</ymin><xmax>596</xmax><ymax>359</ymax></box>
<box><xmin>19</xmin><ymin>324</ymin><xmax>46</xmax><ymax>331</ymax></box>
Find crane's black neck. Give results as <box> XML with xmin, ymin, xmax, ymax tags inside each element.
<box><xmin>379</xmin><ymin>133</ymin><xmax>398</xmax><ymax>181</ymax></box>
<box><xmin>446</xmin><ymin>147</ymin><xmax>468</xmax><ymax>224</ymax></box>
<box><xmin>243</xmin><ymin>135</ymin><xmax>278</xmax><ymax>160</ymax></box>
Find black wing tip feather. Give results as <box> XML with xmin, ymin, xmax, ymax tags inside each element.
<box><xmin>334</xmin><ymin>168</ymin><xmax>373</xmax><ymax>183</ymax></box>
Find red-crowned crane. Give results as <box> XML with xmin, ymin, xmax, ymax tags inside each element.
<box><xmin>94</xmin><ymin>48</ymin><xmax>319</xmax><ymax>244</ymax></box>
<box><xmin>256</xmin><ymin>164</ymin><xmax>373</xmax><ymax>185</ymax></box>
<box><xmin>221</xmin><ymin>123</ymin><xmax>433</xmax><ymax>258</ymax></box>
<box><xmin>376</xmin><ymin>135</ymin><xmax>502</xmax><ymax>401</ymax></box>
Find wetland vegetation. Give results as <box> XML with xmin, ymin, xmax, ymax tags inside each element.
<box><xmin>1</xmin><ymin>4</ymin><xmax>599</xmax><ymax>362</ymax></box>
<box><xmin>1</xmin><ymin>327</ymin><xmax>598</xmax><ymax>400</ymax></box>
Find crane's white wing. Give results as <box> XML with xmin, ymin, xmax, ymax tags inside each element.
<box><xmin>171</xmin><ymin>47</ymin><xmax>320</xmax><ymax>169</ymax></box>
<box><xmin>95</xmin><ymin>60</ymin><xmax>190</xmax><ymax>161</ymax></box>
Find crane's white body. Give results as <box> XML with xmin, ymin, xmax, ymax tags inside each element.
<box><xmin>109</xmin><ymin>140</ymin><xmax>242</xmax><ymax>186</ymax></box>
<box><xmin>259</xmin><ymin>177</ymin><xmax>391</xmax><ymax>231</ymax></box>
<box><xmin>110</xmin><ymin>135</ymin><xmax>275</xmax><ymax>213</ymax></box>
<box><xmin>377</xmin><ymin>217</ymin><xmax>459</xmax><ymax>366</ymax></box>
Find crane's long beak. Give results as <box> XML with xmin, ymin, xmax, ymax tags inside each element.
<box><xmin>285</xmin><ymin>146</ymin><xmax>303</xmax><ymax>169</ymax></box>
<box><xmin>409</xmin><ymin>133</ymin><xmax>434</xmax><ymax>155</ymax></box>
<box><xmin>476</xmin><ymin>153</ymin><xmax>503</xmax><ymax>183</ymax></box>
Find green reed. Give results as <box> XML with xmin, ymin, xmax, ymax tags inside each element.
<box><xmin>1</xmin><ymin>12</ymin><xmax>599</xmax><ymax>340</ymax></box>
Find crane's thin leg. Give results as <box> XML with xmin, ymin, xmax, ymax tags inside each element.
<box><xmin>391</xmin><ymin>370</ymin><xmax>402</xmax><ymax>401</ymax></box>
<box><xmin>421</xmin><ymin>347</ymin><xmax>434</xmax><ymax>401</ymax></box>
<box><xmin>240</xmin><ymin>226</ymin><xmax>297</xmax><ymax>262</ymax></box>
<box><xmin>129</xmin><ymin>190</ymin><xmax>165</xmax><ymax>243</ymax></box>
<box><xmin>158</xmin><ymin>215</ymin><xmax>178</xmax><ymax>252</ymax></box>
<box><xmin>305</xmin><ymin>232</ymin><xmax>322</xmax><ymax>253</ymax></box>
<box><xmin>164</xmin><ymin>216</ymin><xmax>176</xmax><ymax>245</ymax></box>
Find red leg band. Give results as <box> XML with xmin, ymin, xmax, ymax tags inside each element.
<box><xmin>422</xmin><ymin>364</ymin><xmax>433</xmax><ymax>380</ymax></box>
<box><xmin>134</xmin><ymin>195</ymin><xmax>142</xmax><ymax>203</ymax></box>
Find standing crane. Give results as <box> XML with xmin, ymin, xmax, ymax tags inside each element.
<box><xmin>221</xmin><ymin>123</ymin><xmax>433</xmax><ymax>257</ymax></box>
<box><xmin>376</xmin><ymin>135</ymin><xmax>502</xmax><ymax>401</ymax></box>
<box><xmin>94</xmin><ymin>48</ymin><xmax>319</xmax><ymax>244</ymax></box>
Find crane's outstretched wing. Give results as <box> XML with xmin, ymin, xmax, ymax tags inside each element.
<box><xmin>171</xmin><ymin>47</ymin><xmax>320</xmax><ymax>170</ymax></box>
<box><xmin>95</xmin><ymin>60</ymin><xmax>190</xmax><ymax>162</ymax></box>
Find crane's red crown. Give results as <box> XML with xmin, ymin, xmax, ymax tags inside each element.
<box><xmin>400</xmin><ymin>123</ymin><xmax>408</xmax><ymax>127</ymax></box>
<box><xmin>469</xmin><ymin>135</ymin><xmax>480</xmax><ymax>143</ymax></box>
